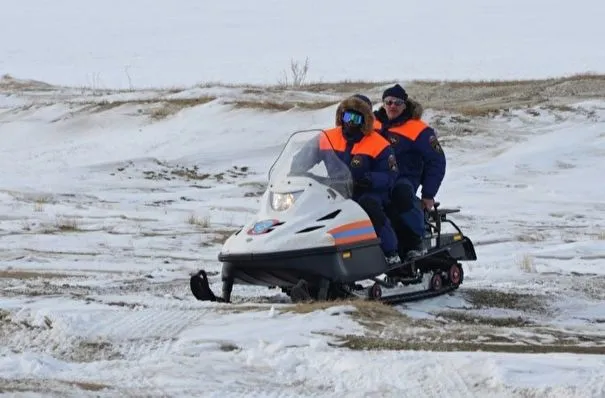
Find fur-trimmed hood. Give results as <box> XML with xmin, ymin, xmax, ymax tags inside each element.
<box><xmin>375</xmin><ymin>98</ymin><xmax>424</xmax><ymax>124</ymax></box>
<box><xmin>405</xmin><ymin>98</ymin><xmax>424</xmax><ymax>119</ymax></box>
<box><xmin>335</xmin><ymin>96</ymin><xmax>374</xmax><ymax>135</ymax></box>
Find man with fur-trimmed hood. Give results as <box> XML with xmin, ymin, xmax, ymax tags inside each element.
<box><xmin>373</xmin><ymin>84</ymin><xmax>447</xmax><ymax>260</ymax></box>
<box><xmin>290</xmin><ymin>95</ymin><xmax>402</xmax><ymax>265</ymax></box>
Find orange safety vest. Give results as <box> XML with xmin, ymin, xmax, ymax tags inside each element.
<box><xmin>319</xmin><ymin>127</ymin><xmax>390</xmax><ymax>158</ymax></box>
<box><xmin>374</xmin><ymin>119</ymin><xmax>428</xmax><ymax>141</ymax></box>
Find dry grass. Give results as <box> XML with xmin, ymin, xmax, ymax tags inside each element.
<box><xmin>201</xmin><ymin>228</ymin><xmax>239</xmax><ymax>247</ymax></box>
<box><xmin>187</xmin><ymin>213</ymin><xmax>210</xmax><ymax>228</ymax></box>
<box><xmin>0</xmin><ymin>379</ymin><xmax>110</xmax><ymax>394</ymax></box>
<box><xmin>284</xmin><ymin>299</ymin><xmax>408</xmax><ymax>329</ymax></box>
<box><xmin>292</xmin><ymin>79</ymin><xmax>396</xmax><ymax>93</ymax></box>
<box><xmin>517</xmin><ymin>231</ymin><xmax>548</xmax><ymax>242</ymax></box>
<box><xmin>146</xmin><ymin>97</ymin><xmax>216</xmax><ymax>120</ymax></box>
<box><xmin>287</xmin><ymin>291</ymin><xmax>602</xmax><ymax>355</ymax></box>
<box><xmin>335</xmin><ymin>335</ymin><xmax>605</xmax><ymax>354</ymax></box>
<box><xmin>462</xmin><ymin>288</ymin><xmax>547</xmax><ymax>312</ymax></box>
<box><xmin>409</xmin><ymin>72</ymin><xmax>605</xmax><ymax>88</ymax></box>
<box><xmin>229</xmin><ymin>99</ymin><xmax>338</xmax><ymax>111</ymax></box>
<box><xmin>0</xmin><ymin>269</ymin><xmax>75</xmax><ymax>279</ymax></box>
<box><xmin>89</xmin><ymin>96</ymin><xmax>216</xmax><ymax>119</ymax></box>
<box><xmin>518</xmin><ymin>254</ymin><xmax>537</xmax><ymax>273</ymax></box>
<box><xmin>0</xmin><ymin>74</ymin><xmax>54</xmax><ymax>91</ymax></box>
<box><xmin>293</xmin><ymin>295</ymin><xmax>604</xmax><ymax>354</ymax></box>
<box><xmin>436</xmin><ymin>311</ymin><xmax>532</xmax><ymax>328</ymax></box>
<box><xmin>69</xmin><ymin>381</ymin><xmax>110</xmax><ymax>391</ymax></box>
<box><xmin>5</xmin><ymin>72</ymin><xmax>605</xmax><ymax>119</ymax></box>
<box><xmin>54</xmin><ymin>216</ymin><xmax>80</xmax><ymax>231</ymax></box>
<box><xmin>401</xmin><ymin>73</ymin><xmax>605</xmax><ymax>117</ymax></box>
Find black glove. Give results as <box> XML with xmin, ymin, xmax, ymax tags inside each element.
<box><xmin>353</xmin><ymin>175</ymin><xmax>373</xmax><ymax>195</ymax></box>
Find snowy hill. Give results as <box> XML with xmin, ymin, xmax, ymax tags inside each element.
<box><xmin>1</xmin><ymin>1</ymin><xmax>605</xmax><ymax>396</ymax></box>
<box><xmin>1</xmin><ymin>73</ymin><xmax>604</xmax><ymax>397</ymax></box>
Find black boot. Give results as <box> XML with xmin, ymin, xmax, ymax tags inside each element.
<box><xmin>402</xmin><ymin>234</ymin><xmax>426</xmax><ymax>261</ymax></box>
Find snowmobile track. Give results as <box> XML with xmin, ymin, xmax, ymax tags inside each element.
<box><xmin>420</xmin><ymin>359</ymin><xmax>475</xmax><ymax>398</ymax></box>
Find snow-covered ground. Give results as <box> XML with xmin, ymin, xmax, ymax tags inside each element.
<box><xmin>1</xmin><ymin>77</ymin><xmax>603</xmax><ymax>397</ymax></box>
<box><xmin>1</xmin><ymin>1</ymin><xmax>605</xmax><ymax>396</ymax></box>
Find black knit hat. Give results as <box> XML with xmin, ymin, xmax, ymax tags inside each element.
<box><xmin>382</xmin><ymin>84</ymin><xmax>408</xmax><ymax>101</ymax></box>
<box><xmin>352</xmin><ymin>94</ymin><xmax>372</xmax><ymax>108</ymax></box>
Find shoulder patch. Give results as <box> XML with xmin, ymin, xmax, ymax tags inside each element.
<box><xmin>429</xmin><ymin>135</ymin><xmax>443</xmax><ymax>154</ymax></box>
<box><xmin>350</xmin><ymin>155</ymin><xmax>363</xmax><ymax>168</ymax></box>
<box><xmin>388</xmin><ymin>154</ymin><xmax>398</xmax><ymax>172</ymax></box>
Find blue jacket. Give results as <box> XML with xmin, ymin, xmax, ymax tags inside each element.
<box><xmin>374</xmin><ymin>100</ymin><xmax>446</xmax><ymax>199</ymax></box>
<box><xmin>291</xmin><ymin>126</ymin><xmax>398</xmax><ymax>200</ymax></box>
<box><xmin>291</xmin><ymin>95</ymin><xmax>399</xmax><ymax>201</ymax></box>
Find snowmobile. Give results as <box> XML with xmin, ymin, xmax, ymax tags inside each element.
<box><xmin>190</xmin><ymin>129</ymin><xmax>477</xmax><ymax>305</ymax></box>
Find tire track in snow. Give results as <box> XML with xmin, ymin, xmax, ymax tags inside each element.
<box><xmin>417</xmin><ymin>358</ymin><xmax>479</xmax><ymax>398</ymax></box>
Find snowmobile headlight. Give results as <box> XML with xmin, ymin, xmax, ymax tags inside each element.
<box><xmin>270</xmin><ymin>190</ymin><xmax>303</xmax><ymax>211</ymax></box>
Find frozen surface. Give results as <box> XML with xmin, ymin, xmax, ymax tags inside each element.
<box><xmin>0</xmin><ymin>89</ymin><xmax>604</xmax><ymax>396</ymax></box>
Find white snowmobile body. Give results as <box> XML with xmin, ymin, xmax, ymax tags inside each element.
<box><xmin>218</xmin><ymin>129</ymin><xmax>389</xmax><ymax>286</ymax></box>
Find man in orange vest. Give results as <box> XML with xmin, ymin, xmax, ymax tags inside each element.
<box><xmin>373</xmin><ymin>84</ymin><xmax>447</xmax><ymax>260</ymax></box>
<box><xmin>291</xmin><ymin>95</ymin><xmax>401</xmax><ymax>265</ymax></box>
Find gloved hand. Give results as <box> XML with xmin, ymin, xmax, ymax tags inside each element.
<box><xmin>353</xmin><ymin>175</ymin><xmax>373</xmax><ymax>195</ymax></box>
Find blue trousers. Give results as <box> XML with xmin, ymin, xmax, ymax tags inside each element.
<box><xmin>355</xmin><ymin>193</ymin><xmax>399</xmax><ymax>255</ymax></box>
<box><xmin>390</xmin><ymin>178</ymin><xmax>425</xmax><ymax>238</ymax></box>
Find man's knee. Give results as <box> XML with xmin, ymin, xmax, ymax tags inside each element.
<box><xmin>392</xmin><ymin>181</ymin><xmax>417</xmax><ymax>212</ymax></box>
<box><xmin>356</xmin><ymin>195</ymin><xmax>387</xmax><ymax>228</ymax></box>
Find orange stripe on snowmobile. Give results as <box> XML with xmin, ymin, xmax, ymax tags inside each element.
<box><xmin>384</xmin><ymin>120</ymin><xmax>428</xmax><ymax>140</ymax></box>
<box><xmin>328</xmin><ymin>220</ymin><xmax>374</xmax><ymax>235</ymax></box>
<box><xmin>333</xmin><ymin>232</ymin><xmax>378</xmax><ymax>246</ymax></box>
<box><xmin>319</xmin><ymin>128</ymin><xmax>391</xmax><ymax>158</ymax></box>
<box><xmin>328</xmin><ymin>220</ymin><xmax>377</xmax><ymax>246</ymax></box>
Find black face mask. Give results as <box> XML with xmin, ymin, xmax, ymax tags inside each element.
<box><xmin>342</xmin><ymin>123</ymin><xmax>364</xmax><ymax>142</ymax></box>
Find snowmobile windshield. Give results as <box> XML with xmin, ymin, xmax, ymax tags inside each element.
<box><xmin>268</xmin><ymin>129</ymin><xmax>353</xmax><ymax>199</ymax></box>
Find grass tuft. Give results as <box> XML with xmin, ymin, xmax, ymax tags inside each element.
<box><xmin>187</xmin><ymin>214</ymin><xmax>210</xmax><ymax>228</ymax></box>
<box><xmin>229</xmin><ymin>100</ymin><xmax>337</xmax><ymax>111</ymax></box>
<box><xmin>54</xmin><ymin>216</ymin><xmax>80</xmax><ymax>232</ymax></box>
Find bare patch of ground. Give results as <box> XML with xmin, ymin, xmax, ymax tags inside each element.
<box><xmin>285</xmin><ymin>299</ymin><xmax>403</xmax><ymax>321</ymax></box>
<box><xmin>78</xmin><ymin>96</ymin><xmax>216</xmax><ymax>120</ymax></box>
<box><xmin>402</xmin><ymin>73</ymin><xmax>605</xmax><ymax>116</ymax></box>
<box><xmin>282</xmin><ymin>290</ymin><xmax>604</xmax><ymax>355</ymax></box>
<box><xmin>334</xmin><ymin>335</ymin><xmax>605</xmax><ymax>355</ymax></box>
<box><xmin>0</xmin><ymin>309</ymin><xmax>123</xmax><ymax>362</ymax></box>
<box><xmin>0</xmin><ymin>269</ymin><xmax>81</xmax><ymax>280</ymax></box>
<box><xmin>229</xmin><ymin>99</ymin><xmax>338</xmax><ymax>111</ymax></box>
<box><xmin>0</xmin><ymin>378</ymin><xmax>110</xmax><ymax>394</ymax></box>
<box><xmin>200</xmin><ymin>228</ymin><xmax>239</xmax><ymax>247</ymax></box>
<box><xmin>138</xmin><ymin>164</ymin><xmax>252</xmax><ymax>184</ymax></box>
<box><xmin>0</xmin><ymin>74</ymin><xmax>55</xmax><ymax>92</ymax></box>
<box><xmin>461</xmin><ymin>288</ymin><xmax>549</xmax><ymax>312</ymax></box>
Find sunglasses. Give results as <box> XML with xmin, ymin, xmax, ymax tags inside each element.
<box><xmin>342</xmin><ymin>110</ymin><xmax>364</xmax><ymax>125</ymax></box>
<box><xmin>384</xmin><ymin>99</ymin><xmax>405</xmax><ymax>106</ymax></box>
